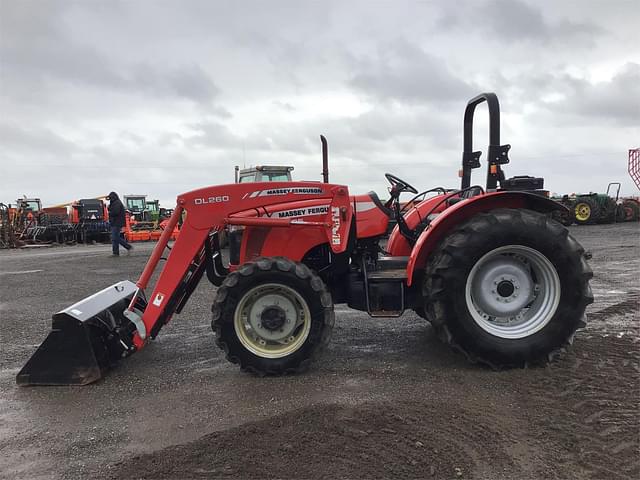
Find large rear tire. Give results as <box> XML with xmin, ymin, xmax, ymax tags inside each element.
<box><xmin>573</xmin><ymin>197</ymin><xmax>599</xmax><ymax>225</ymax></box>
<box><xmin>212</xmin><ymin>257</ymin><xmax>334</xmax><ymax>375</ymax></box>
<box><xmin>423</xmin><ymin>209</ymin><xmax>593</xmax><ymax>368</ymax></box>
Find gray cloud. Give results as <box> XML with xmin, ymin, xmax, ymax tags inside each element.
<box><xmin>350</xmin><ymin>39</ymin><xmax>475</xmax><ymax>104</ymax></box>
<box><xmin>437</xmin><ymin>0</ymin><xmax>604</xmax><ymax>45</ymax></box>
<box><xmin>555</xmin><ymin>63</ymin><xmax>640</xmax><ymax>124</ymax></box>
<box><xmin>0</xmin><ymin>2</ymin><xmax>223</xmax><ymax>108</ymax></box>
<box><xmin>494</xmin><ymin>63</ymin><xmax>640</xmax><ymax>126</ymax></box>
<box><xmin>129</xmin><ymin>63</ymin><xmax>221</xmax><ymax>105</ymax></box>
<box><xmin>477</xmin><ymin>0</ymin><xmax>603</xmax><ymax>43</ymax></box>
<box><xmin>0</xmin><ymin>123</ymin><xmax>77</xmax><ymax>157</ymax></box>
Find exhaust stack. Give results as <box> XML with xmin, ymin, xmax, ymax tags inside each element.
<box><xmin>321</xmin><ymin>135</ymin><xmax>329</xmax><ymax>183</ymax></box>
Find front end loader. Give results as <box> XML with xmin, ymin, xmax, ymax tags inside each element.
<box><xmin>17</xmin><ymin>92</ymin><xmax>593</xmax><ymax>385</ymax></box>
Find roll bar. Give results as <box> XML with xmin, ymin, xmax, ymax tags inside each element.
<box><xmin>461</xmin><ymin>92</ymin><xmax>511</xmax><ymax>190</ymax></box>
<box><xmin>606</xmin><ymin>182</ymin><xmax>621</xmax><ymax>200</ymax></box>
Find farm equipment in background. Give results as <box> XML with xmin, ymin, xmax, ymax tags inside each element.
<box><xmin>124</xmin><ymin>194</ymin><xmax>153</xmax><ymax>239</ymax></box>
<box><xmin>0</xmin><ymin>203</ymin><xmax>17</xmax><ymax>248</ymax></box>
<box><xmin>554</xmin><ymin>149</ymin><xmax>640</xmax><ymax>225</ymax></box>
<box><xmin>576</xmin><ymin>182</ymin><xmax>623</xmax><ymax>225</ymax></box>
<box><xmin>16</xmin><ymin>197</ymin><xmax>111</xmax><ymax>245</ymax></box>
<box><xmin>124</xmin><ymin>195</ymin><xmax>162</xmax><ymax>223</ymax></box>
<box><xmin>16</xmin><ymin>197</ymin><xmax>42</xmax><ymax>216</ymax></box>
<box><xmin>14</xmin><ymin>197</ymin><xmax>42</xmax><ymax>230</ymax></box>
<box><xmin>0</xmin><ymin>197</ymin><xmax>43</xmax><ymax>247</ymax></box>
<box><xmin>27</xmin><ymin>206</ymin><xmax>75</xmax><ymax>244</ymax></box>
<box><xmin>232</xmin><ymin>135</ymin><xmax>330</xmax><ymax>184</ymax></box>
<box><xmin>146</xmin><ymin>200</ymin><xmax>161</xmax><ymax>222</ymax></box>
<box><xmin>124</xmin><ymin>207</ymin><xmax>180</xmax><ymax>243</ymax></box>
<box><xmin>122</xmin><ymin>195</ymin><xmax>172</xmax><ymax>242</ymax></box>
<box><xmin>124</xmin><ymin>195</ymin><xmax>145</xmax><ymax>217</ymax></box>
<box><xmin>629</xmin><ymin>148</ymin><xmax>640</xmax><ymax>191</ymax></box>
<box><xmin>124</xmin><ymin>195</ymin><xmax>151</xmax><ymax>222</ymax></box>
<box><xmin>620</xmin><ymin>197</ymin><xmax>640</xmax><ymax>221</ymax></box>
<box><xmin>17</xmin><ymin>92</ymin><xmax>593</xmax><ymax>386</ymax></box>
<box><xmin>623</xmin><ymin>148</ymin><xmax>640</xmax><ymax>221</ymax></box>
<box><xmin>70</xmin><ymin>199</ymin><xmax>111</xmax><ymax>243</ymax></box>
<box><xmin>235</xmin><ymin>165</ymin><xmax>295</xmax><ymax>183</ymax></box>
<box><xmin>554</xmin><ymin>182</ymin><xmax>626</xmax><ymax>225</ymax></box>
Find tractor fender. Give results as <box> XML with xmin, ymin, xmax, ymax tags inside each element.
<box><xmin>406</xmin><ymin>191</ymin><xmax>567</xmax><ymax>286</ymax></box>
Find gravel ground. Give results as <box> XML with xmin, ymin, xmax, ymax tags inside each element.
<box><xmin>0</xmin><ymin>223</ymin><xmax>638</xmax><ymax>480</ymax></box>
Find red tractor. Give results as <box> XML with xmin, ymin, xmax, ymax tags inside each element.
<box><xmin>18</xmin><ymin>93</ymin><xmax>593</xmax><ymax>385</ymax></box>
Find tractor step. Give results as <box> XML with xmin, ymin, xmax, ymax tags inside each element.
<box><xmin>360</xmin><ymin>256</ymin><xmax>408</xmax><ymax>317</ymax></box>
<box><xmin>367</xmin><ymin>268</ymin><xmax>408</xmax><ymax>281</ymax></box>
<box><xmin>377</xmin><ymin>256</ymin><xmax>409</xmax><ymax>269</ymax></box>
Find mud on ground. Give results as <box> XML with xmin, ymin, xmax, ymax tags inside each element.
<box><xmin>0</xmin><ymin>223</ymin><xmax>638</xmax><ymax>480</ymax></box>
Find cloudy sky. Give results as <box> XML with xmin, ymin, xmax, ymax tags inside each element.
<box><xmin>1</xmin><ymin>0</ymin><xmax>639</xmax><ymax>207</ymax></box>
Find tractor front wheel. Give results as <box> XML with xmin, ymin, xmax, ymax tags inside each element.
<box><xmin>212</xmin><ymin>257</ymin><xmax>334</xmax><ymax>375</ymax></box>
<box><xmin>423</xmin><ymin>209</ymin><xmax>593</xmax><ymax>368</ymax></box>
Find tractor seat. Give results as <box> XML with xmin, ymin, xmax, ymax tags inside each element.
<box><xmin>367</xmin><ymin>191</ymin><xmax>393</xmax><ymax>217</ymax></box>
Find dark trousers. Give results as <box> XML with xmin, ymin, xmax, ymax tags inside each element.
<box><xmin>111</xmin><ymin>226</ymin><xmax>132</xmax><ymax>255</ymax></box>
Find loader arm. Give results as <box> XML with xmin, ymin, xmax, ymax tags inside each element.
<box><xmin>128</xmin><ymin>182</ymin><xmax>352</xmax><ymax>349</ymax></box>
<box><xmin>17</xmin><ymin>181</ymin><xmax>352</xmax><ymax>386</ymax></box>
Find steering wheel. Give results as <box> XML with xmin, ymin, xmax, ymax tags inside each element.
<box><xmin>400</xmin><ymin>187</ymin><xmax>448</xmax><ymax>213</ymax></box>
<box><xmin>385</xmin><ymin>173</ymin><xmax>418</xmax><ymax>194</ymax></box>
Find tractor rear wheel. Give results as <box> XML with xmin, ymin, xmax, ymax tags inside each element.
<box><xmin>423</xmin><ymin>209</ymin><xmax>593</xmax><ymax>368</ymax></box>
<box><xmin>573</xmin><ymin>197</ymin><xmax>599</xmax><ymax>225</ymax></box>
<box><xmin>212</xmin><ymin>257</ymin><xmax>334</xmax><ymax>375</ymax></box>
<box><xmin>622</xmin><ymin>199</ymin><xmax>640</xmax><ymax>221</ymax></box>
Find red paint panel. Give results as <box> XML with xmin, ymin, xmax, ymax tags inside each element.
<box><xmin>387</xmin><ymin>194</ymin><xmax>449</xmax><ymax>255</ymax></box>
<box><xmin>405</xmin><ymin>191</ymin><xmax>561</xmax><ymax>285</ymax></box>
<box><xmin>260</xmin><ymin>226</ymin><xmax>327</xmax><ymax>261</ymax></box>
<box><xmin>351</xmin><ymin>194</ymin><xmax>390</xmax><ymax>238</ymax></box>
<box><xmin>243</xmin><ymin>227</ymin><xmax>269</xmax><ymax>263</ymax></box>
<box><xmin>131</xmin><ymin>181</ymin><xmax>353</xmax><ymax>347</ymax></box>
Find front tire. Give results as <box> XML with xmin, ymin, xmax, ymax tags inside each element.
<box><xmin>212</xmin><ymin>257</ymin><xmax>334</xmax><ymax>375</ymax></box>
<box><xmin>423</xmin><ymin>209</ymin><xmax>593</xmax><ymax>368</ymax></box>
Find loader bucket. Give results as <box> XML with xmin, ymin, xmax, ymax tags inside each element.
<box><xmin>17</xmin><ymin>280</ymin><xmax>140</xmax><ymax>386</ymax></box>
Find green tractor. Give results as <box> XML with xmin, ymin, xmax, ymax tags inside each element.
<box><xmin>568</xmin><ymin>182</ymin><xmax>625</xmax><ymax>225</ymax></box>
<box><xmin>146</xmin><ymin>199</ymin><xmax>161</xmax><ymax>223</ymax></box>
<box><xmin>234</xmin><ymin>165</ymin><xmax>295</xmax><ymax>183</ymax></box>
<box><xmin>124</xmin><ymin>195</ymin><xmax>161</xmax><ymax>223</ymax></box>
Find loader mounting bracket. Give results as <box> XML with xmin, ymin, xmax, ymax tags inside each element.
<box><xmin>204</xmin><ymin>230</ymin><xmax>228</xmax><ymax>286</ymax></box>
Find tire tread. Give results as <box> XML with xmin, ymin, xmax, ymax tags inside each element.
<box><xmin>211</xmin><ymin>256</ymin><xmax>333</xmax><ymax>375</ymax></box>
<box><xmin>422</xmin><ymin>208</ymin><xmax>593</xmax><ymax>369</ymax></box>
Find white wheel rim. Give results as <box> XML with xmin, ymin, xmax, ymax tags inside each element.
<box><xmin>234</xmin><ymin>283</ymin><xmax>311</xmax><ymax>358</ymax></box>
<box><xmin>465</xmin><ymin>245</ymin><xmax>561</xmax><ymax>339</ymax></box>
